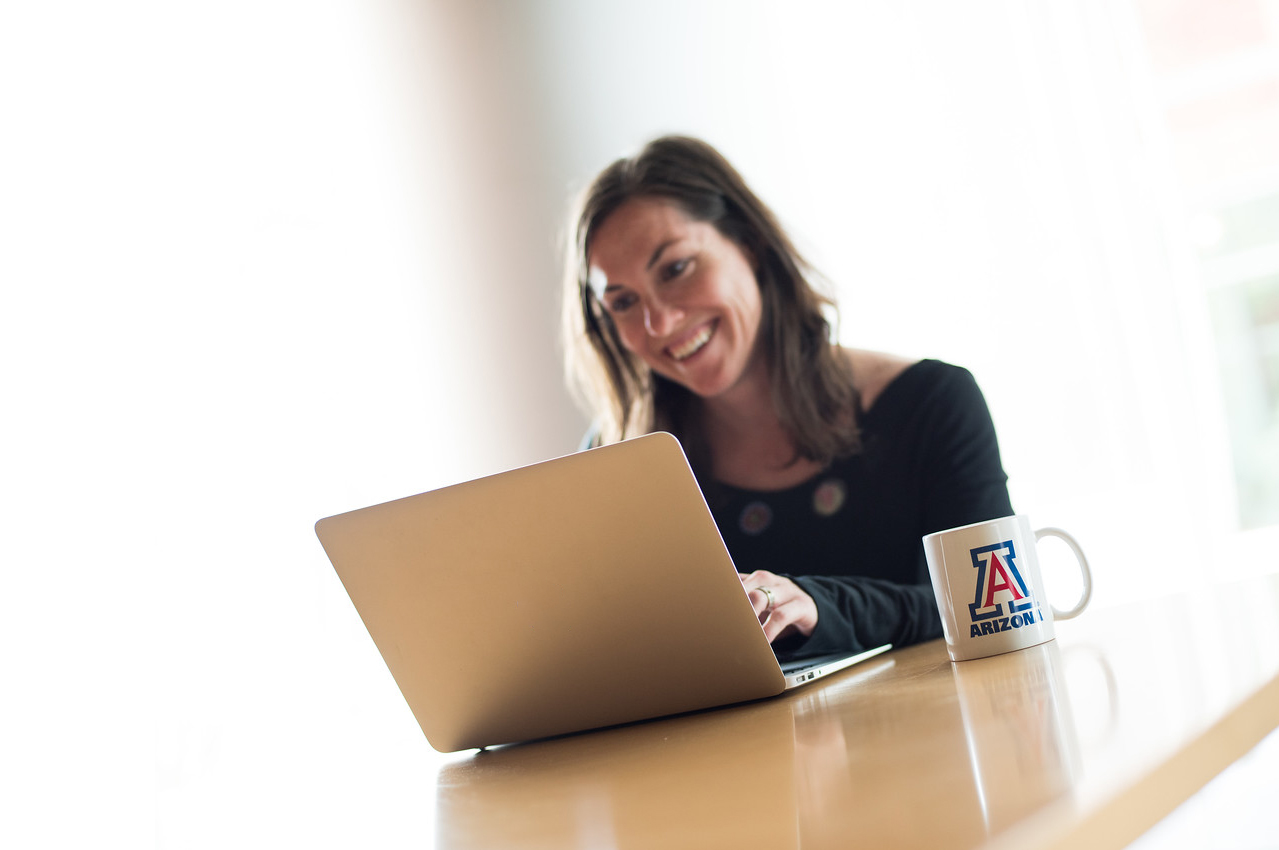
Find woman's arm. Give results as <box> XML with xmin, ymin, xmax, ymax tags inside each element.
<box><xmin>779</xmin><ymin>575</ymin><xmax>942</xmax><ymax>656</ymax></box>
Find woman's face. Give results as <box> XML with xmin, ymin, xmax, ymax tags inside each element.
<box><xmin>587</xmin><ymin>197</ymin><xmax>765</xmax><ymax>401</ymax></box>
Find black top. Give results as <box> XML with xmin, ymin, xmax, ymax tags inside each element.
<box><xmin>700</xmin><ymin>359</ymin><xmax>1014</xmax><ymax>658</ymax></box>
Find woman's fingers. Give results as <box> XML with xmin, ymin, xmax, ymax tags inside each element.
<box><xmin>739</xmin><ymin>570</ymin><xmax>819</xmax><ymax>641</ymax></box>
<box><xmin>745</xmin><ymin>584</ymin><xmax>775</xmax><ymax>620</ymax></box>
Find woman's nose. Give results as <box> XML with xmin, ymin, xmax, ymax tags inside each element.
<box><xmin>643</xmin><ymin>300</ymin><xmax>682</xmax><ymax>336</ymax></box>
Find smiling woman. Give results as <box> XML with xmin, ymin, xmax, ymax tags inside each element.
<box><xmin>588</xmin><ymin>198</ymin><xmax>764</xmax><ymax>403</ymax></box>
<box><xmin>566</xmin><ymin>137</ymin><xmax>862</xmax><ymax>470</ymax></box>
<box><xmin>562</xmin><ymin>135</ymin><xmax>1015</xmax><ymax>658</ymax></box>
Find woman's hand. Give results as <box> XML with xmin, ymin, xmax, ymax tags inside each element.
<box><xmin>739</xmin><ymin>570</ymin><xmax>818</xmax><ymax>643</ymax></box>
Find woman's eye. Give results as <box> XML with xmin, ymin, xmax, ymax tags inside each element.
<box><xmin>605</xmin><ymin>293</ymin><xmax>636</xmax><ymax>313</ymax></box>
<box><xmin>662</xmin><ymin>259</ymin><xmax>690</xmax><ymax>282</ymax></box>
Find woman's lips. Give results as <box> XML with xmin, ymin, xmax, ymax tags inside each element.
<box><xmin>667</xmin><ymin>322</ymin><xmax>715</xmax><ymax>361</ymax></box>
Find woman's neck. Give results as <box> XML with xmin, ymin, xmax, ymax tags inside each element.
<box><xmin>696</xmin><ymin>358</ymin><xmax>824</xmax><ymax>491</ymax></box>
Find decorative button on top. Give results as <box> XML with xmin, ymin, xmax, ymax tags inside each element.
<box><xmin>813</xmin><ymin>478</ymin><xmax>847</xmax><ymax>517</ymax></box>
<box><xmin>739</xmin><ymin>501</ymin><xmax>773</xmax><ymax>535</ymax></box>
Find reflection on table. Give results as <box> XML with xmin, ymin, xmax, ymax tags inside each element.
<box><xmin>433</xmin><ymin>572</ymin><xmax>1279</xmax><ymax>849</ymax></box>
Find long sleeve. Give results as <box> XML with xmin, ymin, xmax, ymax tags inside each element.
<box><xmin>782</xmin><ymin>575</ymin><xmax>943</xmax><ymax>656</ymax></box>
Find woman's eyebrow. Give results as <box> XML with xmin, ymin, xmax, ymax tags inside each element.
<box><xmin>646</xmin><ymin>239</ymin><xmax>677</xmax><ymax>271</ymax></box>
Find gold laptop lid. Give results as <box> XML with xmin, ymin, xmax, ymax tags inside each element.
<box><xmin>315</xmin><ymin>432</ymin><xmax>785</xmax><ymax>752</ymax></box>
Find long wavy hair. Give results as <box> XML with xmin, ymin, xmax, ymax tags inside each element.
<box><xmin>562</xmin><ymin>135</ymin><xmax>860</xmax><ymax>473</ymax></box>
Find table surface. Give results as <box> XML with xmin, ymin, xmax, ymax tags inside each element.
<box><xmin>431</xmin><ymin>571</ymin><xmax>1279</xmax><ymax>849</ymax></box>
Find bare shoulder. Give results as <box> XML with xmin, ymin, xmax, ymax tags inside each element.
<box><xmin>844</xmin><ymin>348</ymin><xmax>921</xmax><ymax>412</ymax></box>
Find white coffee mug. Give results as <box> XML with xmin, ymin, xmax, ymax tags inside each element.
<box><xmin>923</xmin><ymin>515</ymin><xmax>1092</xmax><ymax>662</ymax></box>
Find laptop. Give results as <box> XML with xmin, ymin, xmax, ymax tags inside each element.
<box><xmin>314</xmin><ymin>431</ymin><xmax>891</xmax><ymax>752</ymax></box>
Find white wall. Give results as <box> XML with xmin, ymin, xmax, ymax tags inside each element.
<box><xmin>512</xmin><ymin>0</ymin><xmax>1264</xmax><ymax>593</ymax></box>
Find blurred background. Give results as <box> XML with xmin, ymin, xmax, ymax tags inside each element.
<box><xmin>2</xmin><ymin>0</ymin><xmax>1277</xmax><ymax>846</ymax></box>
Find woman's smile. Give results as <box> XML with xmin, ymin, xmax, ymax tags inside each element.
<box><xmin>667</xmin><ymin>321</ymin><xmax>716</xmax><ymax>361</ymax></box>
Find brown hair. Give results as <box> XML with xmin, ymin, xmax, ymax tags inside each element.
<box><xmin>562</xmin><ymin>135</ymin><xmax>860</xmax><ymax>471</ymax></box>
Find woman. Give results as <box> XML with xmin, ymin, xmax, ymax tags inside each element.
<box><xmin>562</xmin><ymin>135</ymin><xmax>1013</xmax><ymax>658</ymax></box>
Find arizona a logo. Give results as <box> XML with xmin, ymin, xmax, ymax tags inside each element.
<box><xmin>967</xmin><ymin>540</ymin><xmax>1042</xmax><ymax>637</ymax></box>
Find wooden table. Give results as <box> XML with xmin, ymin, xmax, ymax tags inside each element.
<box><xmin>432</xmin><ymin>572</ymin><xmax>1279</xmax><ymax>849</ymax></box>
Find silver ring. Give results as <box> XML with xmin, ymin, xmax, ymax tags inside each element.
<box><xmin>758</xmin><ymin>586</ymin><xmax>776</xmax><ymax>615</ymax></box>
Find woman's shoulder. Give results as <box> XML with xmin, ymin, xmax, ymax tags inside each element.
<box><xmin>845</xmin><ymin>350</ymin><xmax>981</xmax><ymax>414</ymax></box>
<box><xmin>845</xmin><ymin>349</ymin><xmax>920</xmax><ymax>412</ymax></box>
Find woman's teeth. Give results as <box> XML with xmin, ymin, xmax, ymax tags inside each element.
<box><xmin>670</xmin><ymin>325</ymin><xmax>713</xmax><ymax>361</ymax></box>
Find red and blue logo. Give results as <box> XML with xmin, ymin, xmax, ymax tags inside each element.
<box><xmin>967</xmin><ymin>540</ymin><xmax>1044</xmax><ymax>638</ymax></box>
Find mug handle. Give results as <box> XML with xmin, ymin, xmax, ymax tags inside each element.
<box><xmin>1034</xmin><ymin>527</ymin><xmax>1092</xmax><ymax>619</ymax></box>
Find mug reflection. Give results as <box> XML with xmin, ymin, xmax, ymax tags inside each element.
<box><xmin>953</xmin><ymin>641</ymin><xmax>1081</xmax><ymax>833</ymax></box>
